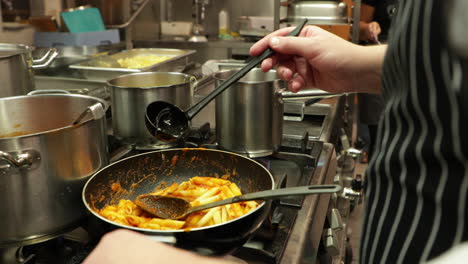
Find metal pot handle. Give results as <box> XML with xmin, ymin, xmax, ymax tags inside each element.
<box><xmin>27</xmin><ymin>90</ymin><xmax>71</xmax><ymax>95</ymax></box>
<box><xmin>31</xmin><ymin>48</ymin><xmax>59</xmax><ymax>69</ymax></box>
<box><xmin>281</xmin><ymin>91</ymin><xmax>352</xmax><ymax>122</ymax></box>
<box><xmin>192</xmin><ymin>75</ymin><xmax>215</xmax><ymax>93</ymax></box>
<box><xmin>0</xmin><ymin>150</ymin><xmax>41</xmax><ymax>171</ymax></box>
<box><xmin>280</xmin><ymin>89</ymin><xmax>352</xmax><ymax>100</ymax></box>
<box><xmin>189</xmin><ymin>76</ymin><xmax>198</xmax><ymax>90</ymax></box>
<box><xmin>32</xmin><ymin>48</ymin><xmax>54</xmax><ymax>64</ymax></box>
<box><xmin>72</xmin><ymin>102</ymin><xmax>107</xmax><ymax>125</ymax></box>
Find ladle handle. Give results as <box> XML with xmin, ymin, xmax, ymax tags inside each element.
<box><xmin>185</xmin><ymin>19</ymin><xmax>309</xmax><ymax>120</ymax></box>
<box><xmin>187</xmin><ymin>184</ymin><xmax>341</xmax><ymax>215</ymax></box>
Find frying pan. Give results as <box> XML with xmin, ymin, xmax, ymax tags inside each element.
<box><xmin>82</xmin><ymin>148</ymin><xmax>275</xmax><ymax>255</ymax></box>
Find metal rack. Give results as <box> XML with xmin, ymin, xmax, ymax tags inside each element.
<box><xmin>272</xmin><ymin>0</ymin><xmax>362</xmax><ymax>44</ymax></box>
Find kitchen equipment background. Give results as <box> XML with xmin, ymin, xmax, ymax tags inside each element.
<box><xmin>0</xmin><ymin>43</ymin><xmax>58</xmax><ymax>98</ymax></box>
<box><xmin>287</xmin><ymin>1</ymin><xmax>349</xmax><ymax>25</ymax></box>
<box><xmin>83</xmin><ymin>148</ymin><xmax>274</xmax><ymax>255</ymax></box>
<box><xmin>28</xmin><ymin>16</ymin><xmax>60</xmax><ymax>32</ymax></box>
<box><xmin>33</xmin><ymin>43</ymin><xmax>125</xmax><ymax>70</ymax></box>
<box><xmin>75</xmin><ymin>0</ymin><xmax>131</xmax><ymax>26</ymax></box>
<box><xmin>70</xmin><ymin>48</ymin><xmax>196</xmax><ymax>80</ymax></box>
<box><xmin>108</xmin><ymin>72</ymin><xmax>194</xmax><ymax>149</ymax></box>
<box><xmin>0</xmin><ymin>93</ymin><xmax>109</xmax><ymax>247</ymax></box>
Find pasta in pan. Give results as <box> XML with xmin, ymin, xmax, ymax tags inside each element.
<box><xmin>97</xmin><ymin>176</ymin><xmax>259</xmax><ymax>230</ymax></box>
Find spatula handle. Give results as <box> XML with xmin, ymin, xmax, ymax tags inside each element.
<box><xmin>187</xmin><ymin>184</ymin><xmax>341</xmax><ymax>214</ymax></box>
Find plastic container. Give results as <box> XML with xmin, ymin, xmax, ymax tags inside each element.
<box><xmin>218</xmin><ymin>9</ymin><xmax>230</xmax><ymax>39</ymax></box>
<box><xmin>60</xmin><ymin>7</ymin><xmax>106</xmax><ymax>33</ymax></box>
<box><xmin>33</xmin><ymin>29</ymin><xmax>120</xmax><ymax>47</ymax></box>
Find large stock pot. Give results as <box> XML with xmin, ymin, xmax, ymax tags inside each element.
<box><xmin>0</xmin><ymin>93</ymin><xmax>109</xmax><ymax>247</ymax></box>
<box><xmin>108</xmin><ymin>72</ymin><xmax>194</xmax><ymax>149</ymax></box>
<box><xmin>0</xmin><ymin>43</ymin><xmax>58</xmax><ymax>98</ymax></box>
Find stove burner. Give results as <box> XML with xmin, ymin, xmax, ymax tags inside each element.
<box><xmin>0</xmin><ymin>238</ymin><xmax>95</xmax><ymax>264</ymax></box>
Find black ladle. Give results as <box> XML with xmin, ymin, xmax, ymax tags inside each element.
<box><xmin>145</xmin><ymin>19</ymin><xmax>309</xmax><ymax>142</ymax></box>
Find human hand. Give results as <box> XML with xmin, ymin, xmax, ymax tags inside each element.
<box><xmin>367</xmin><ymin>22</ymin><xmax>381</xmax><ymax>43</ymax></box>
<box><xmin>249</xmin><ymin>26</ymin><xmax>386</xmax><ymax>94</ymax></box>
<box><xmin>83</xmin><ymin>229</ymin><xmax>234</xmax><ymax>264</ymax></box>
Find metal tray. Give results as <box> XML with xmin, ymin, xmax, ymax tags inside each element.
<box><xmin>69</xmin><ymin>48</ymin><xmax>196</xmax><ymax>81</ymax></box>
<box><xmin>287</xmin><ymin>1</ymin><xmax>349</xmax><ymax>25</ymax></box>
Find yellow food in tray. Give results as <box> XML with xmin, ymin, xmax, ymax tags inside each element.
<box><xmin>117</xmin><ymin>55</ymin><xmax>171</xmax><ymax>69</ymax></box>
<box><xmin>98</xmin><ymin>176</ymin><xmax>259</xmax><ymax>230</ymax></box>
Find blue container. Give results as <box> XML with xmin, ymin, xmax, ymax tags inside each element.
<box><xmin>34</xmin><ymin>30</ymin><xmax>120</xmax><ymax>47</ymax></box>
<box><xmin>61</xmin><ymin>7</ymin><xmax>106</xmax><ymax>33</ymax></box>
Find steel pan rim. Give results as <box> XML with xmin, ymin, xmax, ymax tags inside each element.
<box><xmin>82</xmin><ymin>148</ymin><xmax>275</xmax><ymax>234</ymax></box>
<box><xmin>213</xmin><ymin>68</ymin><xmax>279</xmax><ymax>84</ymax></box>
<box><xmin>107</xmin><ymin>71</ymin><xmax>194</xmax><ymax>90</ymax></box>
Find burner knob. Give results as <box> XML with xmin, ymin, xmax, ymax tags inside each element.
<box><xmin>323</xmin><ymin>228</ymin><xmax>340</xmax><ymax>256</ymax></box>
<box><xmin>351</xmin><ymin>176</ymin><xmax>363</xmax><ymax>191</ymax></box>
<box><xmin>342</xmin><ymin>187</ymin><xmax>361</xmax><ymax>199</ymax></box>
<box><xmin>342</xmin><ymin>187</ymin><xmax>362</xmax><ymax>205</ymax></box>
<box><xmin>330</xmin><ymin>208</ymin><xmax>343</xmax><ymax>230</ymax></box>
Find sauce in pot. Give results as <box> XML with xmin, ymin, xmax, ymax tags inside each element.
<box><xmin>0</xmin><ymin>131</ymin><xmax>30</xmax><ymax>138</ymax></box>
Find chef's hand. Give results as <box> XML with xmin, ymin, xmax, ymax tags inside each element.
<box><xmin>83</xmin><ymin>229</ymin><xmax>233</xmax><ymax>264</ymax></box>
<box><xmin>249</xmin><ymin>25</ymin><xmax>386</xmax><ymax>94</ymax></box>
<box><xmin>365</xmin><ymin>21</ymin><xmax>382</xmax><ymax>43</ymax></box>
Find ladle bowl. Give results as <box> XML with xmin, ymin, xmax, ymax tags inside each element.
<box><xmin>145</xmin><ymin>101</ymin><xmax>188</xmax><ymax>141</ymax></box>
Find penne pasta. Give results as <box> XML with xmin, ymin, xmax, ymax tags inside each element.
<box><xmin>97</xmin><ymin>176</ymin><xmax>260</xmax><ymax>230</ymax></box>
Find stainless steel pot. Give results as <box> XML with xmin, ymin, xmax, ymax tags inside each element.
<box><xmin>215</xmin><ymin>68</ymin><xmax>339</xmax><ymax>157</ymax></box>
<box><xmin>0</xmin><ymin>93</ymin><xmax>109</xmax><ymax>247</ymax></box>
<box><xmin>108</xmin><ymin>72</ymin><xmax>194</xmax><ymax>149</ymax></box>
<box><xmin>0</xmin><ymin>43</ymin><xmax>58</xmax><ymax>98</ymax></box>
<box><xmin>215</xmin><ymin>68</ymin><xmax>284</xmax><ymax>157</ymax></box>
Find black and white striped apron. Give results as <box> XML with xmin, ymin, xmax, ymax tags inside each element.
<box><xmin>360</xmin><ymin>0</ymin><xmax>468</xmax><ymax>263</ymax></box>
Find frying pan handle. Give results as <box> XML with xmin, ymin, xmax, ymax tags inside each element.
<box><xmin>233</xmin><ymin>184</ymin><xmax>342</xmax><ymax>202</ymax></box>
<box><xmin>0</xmin><ymin>149</ymin><xmax>41</xmax><ymax>172</ymax></box>
<box><xmin>146</xmin><ymin>235</ymin><xmax>233</xmax><ymax>256</ymax></box>
<box><xmin>146</xmin><ymin>235</ymin><xmax>177</xmax><ymax>245</ymax></box>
